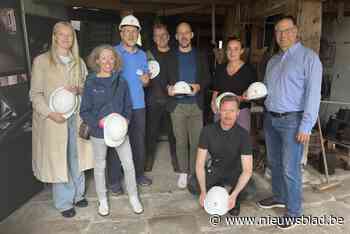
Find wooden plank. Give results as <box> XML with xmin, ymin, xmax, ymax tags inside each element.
<box><xmin>297</xmin><ymin>0</ymin><xmax>322</xmax><ymax>53</ymax></box>
<box><xmin>156</xmin><ymin>5</ymin><xmax>206</xmax><ymax>16</ymax></box>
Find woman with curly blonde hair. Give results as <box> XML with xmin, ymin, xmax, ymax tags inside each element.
<box><xmin>80</xmin><ymin>44</ymin><xmax>143</xmax><ymax>216</ymax></box>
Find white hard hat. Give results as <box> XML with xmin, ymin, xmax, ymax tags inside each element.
<box><xmin>119</xmin><ymin>15</ymin><xmax>141</xmax><ymax>30</ymax></box>
<box><xmin>49</xmin><ymin>87</ymin><xmax>78</xmax><ymax>119</ymax></box>
<box><xmin>246</xmin><ymin>82</ymin><xmax>267</xmax><ymax>100</ymax></box>
<box><xmin>103</xmin><ymin>113</ymin><xmax>128</xmax><ymax>147</ymax></box>
<box><xmin>148</xmin><ymin>60</ymin><xmax>160</xmax><ymax>79</ymax></box>
<box><xmin>204</xmin><ymin>186</ymin><xmax>229</xmax><ymax>215</ymax></box>
<box><xmin>216</xmin><ymin>92</ymin><xmax>237</xmax><ymax>110</ymax></box>
<box><xmin>173</xmin><ymin>81</ymin><xmax>193</xmax><ymax>95</ymax></box>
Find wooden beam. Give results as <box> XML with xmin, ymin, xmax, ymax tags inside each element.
<box><xmin>297</xmin><ymin>0</ymin><xmax>322</xmax><ymax>53</ymax></box>
<box><xmin>156</xmin><ymin>5</ymin><xmax>206</xmax><ymax>16</ymax></box>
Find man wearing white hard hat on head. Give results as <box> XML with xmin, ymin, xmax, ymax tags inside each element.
<box><xmin>257</xmin><ymin>15</ymin><xmax>322</xmax><ymax>230</ymax></box>
<box><xmin>188</xmin><ymin>95</ymin><xmax>255</xmax><ymax>216</ymax></box>
<box><xmin>166</xmin><ymin>22</ymin><xmax>211</xmax><ymax>189</ymax></box>
<box><xmin>109</xmin><ymin>15</ymin><xmax>152</xmax><ymax>194</ymax></box>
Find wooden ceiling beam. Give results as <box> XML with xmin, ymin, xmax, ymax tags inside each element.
<box><xmin>156</xmin><ymin>5</ymin><xmax>206</xmax><ymax>16</ymax></box>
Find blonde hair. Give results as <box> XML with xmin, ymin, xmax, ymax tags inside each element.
<box><xmin>49</xmin><ymin>22</ymin><xmax>82</xmax><ymax>87</ymax></box>
<box><xmin>87</xmin><ymin>44</ymin><xmax>122</xmax><ymax>73</ymax></box>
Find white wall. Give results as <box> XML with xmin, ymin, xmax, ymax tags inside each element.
<box><xmin>320</xmin><ymin>17</ymin><xmax>350</xmax><ymax>124</ymax></box>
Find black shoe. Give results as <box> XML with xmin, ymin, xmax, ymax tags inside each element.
<box><xmin>61</xmin><ymin>208</ymin><xmax>76</xmax><ymax>218</ymax></box>
<box><xmin>228</xmin><ymin>205</ymin><xmax>240</xmax><ymax>216</ymax></box>
<box><xmin>257</xmin><ymin>197</ymin><xmax>286</xmax><ymax>209</ymax></box>
<box><xmin>75</xmin><ymin>198</ymin><xmax>88</xmax><ymax>208</ymax></box>
<box><xmin>137</xmin><ymin>176</ymin><xmax>152</xmax><ymax>186</ymax></box>
<box><xmin>276</xmin><ymin>216</ymin><xmax>296</xmax><ymax>230</ymax></box>
<box><xmin>110</xmin><ymin>187</ymin><xmax>124</xmax><ymax>196</ymax></box>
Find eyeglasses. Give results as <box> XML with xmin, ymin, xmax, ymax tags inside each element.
<box><xmin>275</xmin><ymin>27</ymin><xmax>296</xmax><ymax>35</ymax></box>
<box><xmin>121</xmin><ymin>29</ymin><xmax>139</xmax><ymax>35</ymax></box>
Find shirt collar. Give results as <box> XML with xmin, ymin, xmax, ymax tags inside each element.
<box><xmin>118</xmin><ymin>42</ymin><xmax>139</xmax><ymax>54</ymax></box>
<box><xmin>279</xmin><ymin>41</ymin><xmax>301</xmax><ymax>56</ymax></box>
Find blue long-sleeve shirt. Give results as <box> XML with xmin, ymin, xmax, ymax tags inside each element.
<box><xmin>114</xmin><ymin>43</ymin><xmax>149</xmax><ymax>110</ymax></box>
<box><xmin>264</xmin><ymin>42</ymin><xmax>323</xmax><ymax>134</ymax></box>
<box><xmin>80</xmin><ymin>72</ymin><xmax>132</xmax><ymax>138</ymax></box>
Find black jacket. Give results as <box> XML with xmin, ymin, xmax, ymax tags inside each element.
<box><xmin>165</xmin><ymin>48</ymin><xmax>211</xmax><ymax>112</ymax></box>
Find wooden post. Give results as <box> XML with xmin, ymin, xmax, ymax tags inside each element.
<box><xmin>296</xmin><ymin>0</ymin><xmax>322</xmax><ymax>53</ymax></box>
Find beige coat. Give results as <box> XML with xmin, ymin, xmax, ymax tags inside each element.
<box><xmin>30</xmin><ymin>52</ymin><xmax>94</xmax><ymax>183</ymax></box>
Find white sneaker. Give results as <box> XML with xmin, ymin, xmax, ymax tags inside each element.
<box><xmin>177</xmin><ymin>173</ymin><xmax>188</xmax><ymax>189</ymax></box>
<box><xmin>129</xmin><ymin>196</ymin><xmax>143</xmax><ymax>214</ymax></box>
<box><xmin>98</xmin><ymin>199</ymin><xmax>109</xmax><ymax>216</ymax></box>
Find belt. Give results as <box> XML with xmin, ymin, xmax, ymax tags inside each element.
<box><xmin>268</xmin><ymin>111</ymin><xmax>303</xmax><ymax>118</ymax></box>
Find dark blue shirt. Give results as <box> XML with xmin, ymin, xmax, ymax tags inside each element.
<box><xmin>80</xmin><ymin>72</ymin><xmax>132</xmax><ymax>138</ymax></box>
<box><xmin>176</xmin><ymin>49</ymin><xmax>197</xmax><ymax>104</ymax></box>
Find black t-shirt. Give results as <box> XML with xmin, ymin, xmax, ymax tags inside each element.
<box><xmin>145</xmin><ymin>48</ymin><xmax>171</xmax><ymax>106</ymax></box>
<box><xmin>213</xmin><ymin>63</ymin><xmax>257</xmax><ymax>109</ymax></box>
<box><xmin>198</xmin><ymin>122</ymin><xmax>252</xmax><ymax>174</ymax></box>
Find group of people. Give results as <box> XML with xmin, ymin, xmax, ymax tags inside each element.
<box><xmin>30</xmin><ymin>14</ymin><xmax>322</xmax><ymax>230</ymax></box>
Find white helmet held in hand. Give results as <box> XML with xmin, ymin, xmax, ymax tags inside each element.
<box><xmin>246</xmin><ymin>82</ymin><xmax>267</xmax><ymax>100</ymax></box>
<box><xmin>104</xmin><ymin>113</ymin><xmax>128</xmax><ymax>147</ymax></box>
<box><xmin>148</xmin><ymin>60</ymin><xmax>160</xmax><ymax>79</ymax></box>
<box><xmin>119</xmin><ymin>15</ymin><xmax>141</xmax><ymax>30</ymax></box>
<box><xmin>173</xmin><ymin>81</ymin><xmax>193</xmax><ymax>95</ymax></box>
<box><xmin>49</xmin><ymin>87</ymin><xmax>78</xmax><ymax>119</ymax></box>
<box><xmin>216</xmin><ymin>92</ymin><xmax>237</xmax><ymax>110</ymax></box>
<box><xmin>204</xmin><ymin>186</ymin><xmax>229</xmax><ymax>215</ymax></box>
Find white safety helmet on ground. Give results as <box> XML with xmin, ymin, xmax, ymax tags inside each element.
<box><xmin>119</xmin><ymin>15</ymin><xmax>141</xmax><ymax>30</ymax></box>
<box><xmin>204</xmin><ymin>186</ymin><xmax>229</xmax><ymax>215</ymax></box>
<box><xmin>49</xmin><ymin>87</ymin><xmax>78</xmax><ymax>119</ymax></box>
<box><xmin>246</xmin><ymin>82</ymin><xmax>267</xmax><ymax>100</ymax></box>
<box><xmin>216</xmin><ymin>92</ymin><xmax>237</xmax><ymax>110</ymax></box>
<box><xmin>148</xmin><ymin>60</ymin><xmax>160</xmax><ymax>79</ymax></box>
<box><xmin>173</xmin><ymin>81</ymin><xmax>193</xmax><ymax>95</ymax></box>
<box><xmin>103</xmin><ymin>113</ymin><xmax>128</xmax><ymax>147</ymax></box>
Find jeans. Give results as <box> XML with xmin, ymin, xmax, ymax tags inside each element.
<box><xmin>108</xmin><ymin>109</ymin><xmax>146</xmax><ymax>189</ymax></box>
<box><xmin>145</xmin><ymin>102</ymin><xmax>178</xmax><ymax>171</ymax></box>
<box><xmin>52</xmin><ymin>114</ymin><xmax>85</xmax><ymax>212</ymax></box>
<box><xmin>264</xmin><ymin>112</ymin><xmax>304</xmax><ymax>217</ymax></box>
<box><xmin>187</xmin><ymin>166</ymin><xmax>256</xmax><ymax>207</ymax></box>
<box><xmin>171</xmin><ymin>103</ymin><xmax>203</xmax><ymax>174</ymax></box>
<box><xmin>90</xmin><ymin>136</ymin><xmax>137</xmax><ymax>201</ymax></box>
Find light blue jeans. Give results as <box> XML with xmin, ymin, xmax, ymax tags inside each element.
<box><xmin>90</xmin><ymin>136</ymin><xmax>138</xmax><ymax>201</ymax></box>
<box><xmin>264</xmin><ymin>112</ymin><xmax>304</xmax><ymax>217</ymax></box>
<box><xmin>52</xmin><ymin>114</ymin><xmax>85</xmax><ymax>212</ymax></box>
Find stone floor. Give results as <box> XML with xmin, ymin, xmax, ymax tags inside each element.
<box><xmin>2</xmin><ymin>141</ymin><xmax>350</xmax><ymax>234</ymax></box>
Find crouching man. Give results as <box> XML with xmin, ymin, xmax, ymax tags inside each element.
<box><xmin>188</xmin><ymin>95</ymin><xmax>255</xmax><ymax>216</ymax></box>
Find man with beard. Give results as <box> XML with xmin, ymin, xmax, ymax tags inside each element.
<box><xmin>187</xmin><ymin>95</ymin><xmax>254</xmax><ymax>216</ymax></box>
<box><xmin>144</xmin><ymin>23</ymin><xmax>178</xmax><ymax>172</ymax></box>
<box><xmin>167</xmin><ymin>22</ymin><xmax>211</xmax><ymax>189</ymax></box>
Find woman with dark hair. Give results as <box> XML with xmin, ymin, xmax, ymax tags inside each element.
<box><xmin>30</xmin><ymin>22</ymin><xmax>93</xmax><ymax>218</ymax></box>
<box><xmin>80</xmin><ymin>44</ymin><xmax>143</xmax><ymax>216</ymax></box>
<box><xmin>211</xmin><ymin>37</ymin><xmax>257</xmax><ymax>132</ymax></box>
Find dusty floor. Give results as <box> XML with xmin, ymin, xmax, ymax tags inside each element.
<box><xmin>1</xmin><ymin>141</ymin><xmax>350</xmax><ymax>234</ymax></box>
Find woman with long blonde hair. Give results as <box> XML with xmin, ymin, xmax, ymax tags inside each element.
<box><xmin>30</xmin><ymin>22</ymin><xmax>93</xmax><ymax>218</ymax></box>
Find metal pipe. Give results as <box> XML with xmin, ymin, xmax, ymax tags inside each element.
<box><xmin>19</xmin><ymin>0</ymin><xmax>32</xmax><ymax>75</ymax></box>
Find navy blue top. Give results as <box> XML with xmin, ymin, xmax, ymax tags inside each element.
<box><xmin>80</xmin><ymin>72</ymin><xmax>132</xmax><ymax>138</ymax></box>
<box><xmin>176</xmin><ymin>49</ymin><xmax>197</xmax><ymax>104</ymax></box>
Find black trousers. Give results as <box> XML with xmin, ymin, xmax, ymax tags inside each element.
<box><xmin>107</xmin><ymin>109</ymin><xmax>146</xmax><ymax>189</ymax></box>
<box><xmin>188</xmin><ymin>167</ymin><xmax>255</xmax><ymax>207</ymax></box>
<box><xmin>145</xmin><ymin>102</ymin><xmax>178</xmax><ymax>171</ymax></box>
